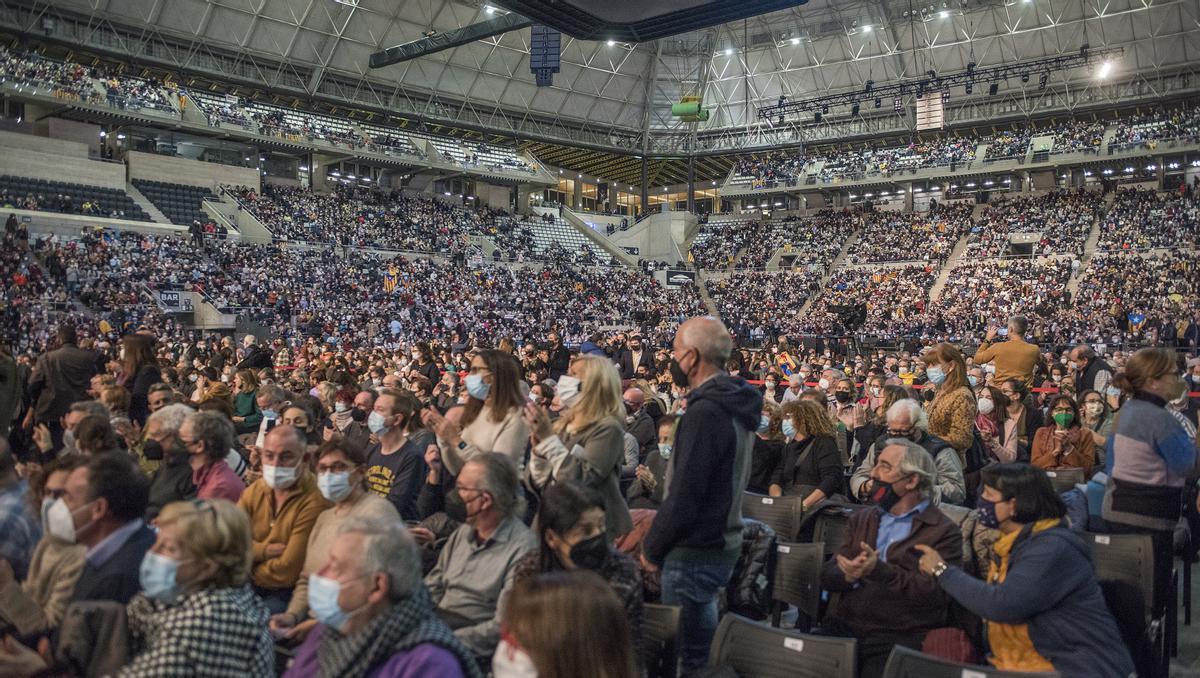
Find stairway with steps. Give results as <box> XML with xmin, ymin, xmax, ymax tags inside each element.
<box><xmin>1067</xmin><ymin>202</ymin><xmax>1108</xmax><ymax>295</ymax></box>
<box><xmin>125</xmin><ymin>183</ymin><xmax>172</xmax><ymax>225</ymax></box>
<box><xmin>693</xmin><ymin>272</ymin><xmax>720</xmax><ymax>316</ymax></box>
<box><xmin>796</xmin><ymin>229</ymin><xmax>861</xmax><ymax>316</ymax></box>
<box><xmin>929</xmin><ymin>233</ymin><xmax>973</xmax><ymax>301</ymax></box>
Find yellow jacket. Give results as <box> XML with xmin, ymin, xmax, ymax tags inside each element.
<box><xmin>238</xmin><ymin>472</ymin><xmax>330</xmax><ymax>589</ymax></box>
<box><xmin>985</xmin><ymin>519</ymin><xmax>1060</xmax><ymax>672</ymax></box>
<box><xmin>974</xmin><ymin>337</ymin><xmax>1043</xmax><ymax>389</ymax></box>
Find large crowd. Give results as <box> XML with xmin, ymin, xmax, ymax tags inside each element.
<box><xmin>1097</xmin><ymin>188</ymin><xmax>1200</xmax><ymax>251</ymax></box>
<box><xmin>967</xmin><ymin>190</ymin><xmax>1102</xmax><ymax>257</ymax></box>
<box><xmin>1</xmin><ymin>296</ymin><xmax>1195</xmax><ymax>678</ymax></box>
<box><xmin>844</xmin><ymin>202</ymin><xmax>975</xmax><ymax>264</ymax></box>
<box><xmin>1109</xmin><ymin>103</ymin><xmax>1200</xmax><ymax>150</ymax></box>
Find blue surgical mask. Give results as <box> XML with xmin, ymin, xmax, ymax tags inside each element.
<box><xmin>139</xmin><ymin>551</ymin><xmax>181</xmax><ymax>603</ymax></box>
<box><xmin>262</xmin><ymin>409</ymin><xmax>278</xmax><ymax>420</ymax></box>
<box><xmin>465</xmin><ymin>373</ymin><xmax>491</xmax><ymax>400</ymax></box>
<box><xmin>334</xmin><ymin>402</ymin><xmax>348</xmax><ymax>413</ymax></box>
<box><xmin>782</xmin><ymin>419</ymin><xmax>797</xmax><ymax>440</ymax></box>
<box><xmin>757</xmin><ymin>414</ymin><xmax>770</xmax><ymax>434</ymax></box>
<box><xmin>658</xmin><ymin>443</ymin><xmax>672</xmax><ymax>460</ymax></box>
<box><xmin>967</xmin><ymin>375</ymin><xmax>978</xmax><ymax>388</ymax></box>
<box><xmin>308</xmin><ymin>573</ymin><xmax>367</xmax><ymax>630</ymax></box>
<box><xmin>926</xmin><ymin>366</ymin><xmax>947</xmax><ymax>385</ymax></box>
<box><xmin>318</xmin><ymin>471</ymin><xmax>353</xmax><ymax>503</ymax></box>
<box><xmin>367</xmin><ymin>411</ymin><xmax>388</xmax><ymax>435</ymax></box>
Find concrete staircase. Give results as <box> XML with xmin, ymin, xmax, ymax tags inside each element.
<box><xmin>1067</xmin><ymin>207</ymin><xmax>1107</xmax><ymax>295</ymax></box>
<box><xmin>796</xmin><ymin>229</ymin><xmax>861</xmax><ymax>316</ymax></box>
<box><xmin>929</xmin><ymin>233</ymin><xmax>973</xmax><ymax>301</ymax></box>
<box><xmin>125</xmin><ymin>182</ymin><xmax>172</xmax><ymax>225</ymax></box>
<box><xmin>694</xmin><ymin>272</ymin><xmax>720</xmax><ymax>316</ymax></box>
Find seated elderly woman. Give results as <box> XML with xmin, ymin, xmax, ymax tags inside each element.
<box><xmin>119</xmin><ymin>499</ymin><xmax>275</xmax><ymax>676</ymax></box>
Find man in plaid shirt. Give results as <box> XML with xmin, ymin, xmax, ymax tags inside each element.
<box><xmin>0</xmin><ymin>440</ymin><xmax>39</xmax><ymax>580</ymax></box>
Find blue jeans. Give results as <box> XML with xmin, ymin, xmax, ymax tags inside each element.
<box><xmin>660</xmin><ymin>547</ymin><xmax>739</xmax><ymax>675</ymax></box>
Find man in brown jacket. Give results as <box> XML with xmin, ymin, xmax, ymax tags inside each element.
<box><xmin>972</xmin><ymin>315</ymin><xmax>1044</xmax><ymax>389</ymax></box>
<box><xmin>820</xmin><ymin>439</ymin><xmax>963</xmax><ymax>678</ymax></box>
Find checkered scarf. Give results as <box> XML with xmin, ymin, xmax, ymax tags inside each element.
<box><xmin>315</xmin><ymin>586</ymin><xmax>482</xmax><ymax>678</ymax></box>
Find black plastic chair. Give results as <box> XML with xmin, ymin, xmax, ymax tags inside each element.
<box><xmin>1088</xmin><ymin>531</ymin><xmax>1167</xmax><ymax>678</ymax></box>
<box><xmin>1042</xmin><ymin>467</ymin><xmax>1086</xmax><ymax>495</ymax></box>
<box><xmin>742</xmin><ymin>492</ymin><xmax>806</xmax><ymax>542</ymax></box>
<box><xmin>770</xmin><ymin>541</ymin><xmax>824</xmax><ymax>630</ymax></box>
<box><xmin>708</xmin><ymin>613</ymin><xmax>856</xmax><ymax>678</ymax></box>
<box><xmin>643</xmin><ymin>604</ymin><xmax>681</xmax><ymax>678</ymax></box>
<box><xmin>881</xmin><ymin>645</ymin><xmax>1060</xmax><ymax>678</ymax></box>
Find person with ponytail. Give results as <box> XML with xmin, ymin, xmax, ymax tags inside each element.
<box><xmin>919</xmin><ymin>343</ymin><xmax>977</xmax><ymax>458</ymax></box>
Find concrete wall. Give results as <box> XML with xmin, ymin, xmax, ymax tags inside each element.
<box><xmin>44</xmin><ymin>119</ymin><xmax>103</xmax><ymax>156</ymax></box>
<box><xmin>0</xmin><ymin>130</ymin><xmax>125</xmax><ymax>190</ymax></box>
<box><xmin>126</xmin><ymin>151</ymin><xmax>261</xmax><ymax>191</ymax></box>
<box><xmin>601</xmin><ymin>210</ymin><xmax>693</xmax><ymax>263</ymax></box>
<box><xmin>477</xmin><ymin>183</ymin><xmax>512</xmax><ymax>211</ymax></box>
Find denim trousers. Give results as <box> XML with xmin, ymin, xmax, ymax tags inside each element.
<box><xmin>660</xmin><ymin>547</ymin><xmax>739</xmax><ymax>675</ymax></box>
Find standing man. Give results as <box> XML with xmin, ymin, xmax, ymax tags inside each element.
<box><xmin>642</xmin><ymin>316</ymin><xmax>763</xmax><ymax>674</ymax></box>
<box><xmin>973</xmin><ymin>315</ymin><xmax>1044</xmax><ymax>389</ymax></box>
<box><xmin>1068</xmin><ymin>345</ymin><xmax>1113</xmax><ymax>395</ymax></box>
<box><xmin>545</xmin><ymin>332</ymin><xmax>571</xmax><ymax>381</ymax></box>
<box><xmin>618</xmin><ymin>333</ymin><xmax>655</xmax><ymax>380</ymax></box>
<box><xmin>26</xmin><ymin>325</ymin><xmax>102</xmax><ymax>449</ymax></box>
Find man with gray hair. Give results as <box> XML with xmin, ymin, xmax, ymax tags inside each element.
<box><xmin>820</xmin><ymin>439</ymin><xmax>963</xmax><ymax>678</ymax></box>
<box><xmin>642</xmin><ymin>316</ymin><xmax>763</xmax><ymax>673</ymax></box>
<box><xmin>144</xmin><ymin>403</ymin><xmax>197</xmax><ymax>519</ymax></box>
<box><xmin>282</xmin><ymin>518</ymin><xmax>481</xmax><ymax>678</ymax></box>
<box><xmin>182</xmin><ymin>410</ymin><xmax>245</xmax><ymax>503</ymax></box>
<box><xmin>849</xmin><ymin>399</ymin><xmax>966</xmax><ymax>505</ymax></box>
<box><xmin>423</xmin><ymin>453</ymin><xmax>536</xmax><ymax>660</ymax></box>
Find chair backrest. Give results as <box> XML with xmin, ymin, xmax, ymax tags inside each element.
<box><xmin>810</xmin><ymin>504</ymin><xmax>860</xmax><ymax>557</ymax></box>
<box><xmin>1042</xmin><ymin>468</ymin><xmax>1086</xmax><ymax>495</ymax></box>
<box><xmin>1087</xmin><ymin>532</ymin><xmax>1156</xmax><ymax>614</ymax></box>
<box><xmin>772</xmin><ymin>541</ymin><xmax>824</xmax><ymax>621</ymax></box>
<box><xmin>882</xmin><ymin>645</ymin><xmax>1061</xmax><ymax>678</ymax></box>
<box><xmin>643</xmin><ymin>604</ymin><xmax>681</xmax><ymax>678</ymax></box>
<box><xmin>708</xmin><ymin>613</ymin><xmax>856</xmax><ymax>678</ymax></box>
<box><xmin>742</xmin><ymin>492</ymin><xmax>806</xmax><ymax>541</ymax></box>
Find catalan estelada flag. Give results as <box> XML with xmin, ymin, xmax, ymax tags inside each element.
<box><xmin>382</xmin><ymin>266</ymin><xmax>398</xmax><ymax>294</ymax></box>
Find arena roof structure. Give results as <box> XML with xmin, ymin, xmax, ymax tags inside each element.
<box><xmin>4</xmin><ymin>0</ymin><xmax>1198</xmax><ymax>181</ymax></box>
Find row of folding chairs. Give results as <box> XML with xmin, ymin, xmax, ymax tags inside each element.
<box><xmin>708</xmin><ymin>614</ymin><xmax>1059</xmax><ymax>678</ymax></box>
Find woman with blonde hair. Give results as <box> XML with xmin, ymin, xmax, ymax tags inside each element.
<box><xmin>524</xmin><ymin>354</ymin><xmax>633</xmax><ymax>540</ymax></box>
<box><xmin>120</xmin><ymin>499</ymin><xmax>274</xmax><ymax>676</ymax></box>
<box><xmin>920</xmin><ymin>342</ymin><xmax>977</xmax><ymax>457</ymax></box>
<box><xmin>495</xmin><ymin>570</ymin><xmax>637</xmax><ymax>678</ymax></box>
<box><xmin>769</xmin><ymin>399</ymin><xmax>842</xmax><ymax>509</ymax></box>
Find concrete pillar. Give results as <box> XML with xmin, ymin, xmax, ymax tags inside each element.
<box><xmin>572</xmin><ymin>179</ymin><xmax>582</xmax><ymax>210</ymax></box>
<box><xmin>517</xmin><ymin>184</ymin><xmax>536</xmax><ymax>215</ymax></box>
<box><xmin>903</xmin><ymin>182</ymin><xmax>914</xmax><ymax>211</ymax></box>
<box><xmin>640</xmin><ymin>157</ymin><xmax>649</xmax><ymax>216</ymax></box>
<box><xmin>687</xmin><ymin>157</ymin><xmax>695</xmax><ymax>213</ymax></box>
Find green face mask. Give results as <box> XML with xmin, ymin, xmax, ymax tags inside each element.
<box><xmin>1053</xmin><ymin>412</ymin><xmax>1074</xmax><ymax>428</ymax></box>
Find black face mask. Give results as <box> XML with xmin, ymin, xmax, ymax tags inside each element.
<box><xmin>444</xmin><ymin>488</ymin><xmax>482</xmax><ymax>524</ymax></box>
<box><xmin>568</xmin><ymin>533</ymin><xmax>609</xmax><ymax>571</ymax></box>
<box><xmin>350</xmin><ymin>407</ymin><xmax>367</xmax><ymax>423</ymax></box>
<box><xmin>142</xmin><ymin>439</ymin><xmax>165</xmax><ymax>461</ymax></box>
<box><xmin>669</xmin><ymin>355</ymin><xmax>690</xmax><ymax>388</ymax></box>
<box><xmin>834</xmin><ymin>391</ymin><xmax>853</xmax><ymax>403</ymax></box>
<box><xmin>869</xmin><ymin>477</ymin><xmax>909</xmax><ymax>512</ymax></box>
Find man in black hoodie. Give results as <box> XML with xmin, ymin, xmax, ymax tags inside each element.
<box><xmin>642</xmin><ymin>316</ymin><xmax>763</xmax><ymax>674</ymax></box>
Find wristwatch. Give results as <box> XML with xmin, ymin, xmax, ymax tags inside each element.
<box><xmin>931</xmin><ymin>561</ymin><xmax>949</xmax><ymax>578</ymax></box>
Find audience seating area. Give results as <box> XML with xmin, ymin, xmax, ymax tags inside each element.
<box><xmin>133</xmin><ymin>179</ymin><xmax>218</xmax><ymax>226</ymax></box>
<box><xmin>0</xmin><ymin>175</ymin><xmax>150</xmax><ymax>221</ymax></box>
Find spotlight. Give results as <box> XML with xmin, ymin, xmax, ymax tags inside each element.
<box><xmin>778</xmin><ymin>95</ymin><xmax>787</xmax><ymax>107</ymax></box>
<box><xmin>814</xmin><ymin>112</ymin><xmax>823</xmax><ymax>123</ymax></box>
<box><xmin>1097</xmin><ymin>61</ymin><xmax>1113</xmax><ymax>79</ymax></box>
<box><xmin>1038</xmin><ymin>72</ymin><xmax>1047</xmax><ymax>90</ymax></box>
<box><xmin>874</xmin><ymin>97</ymin><xmax>882</xmax><ymax>108</ymax></box>
<box><xmin>790</xmin><ymin>37</ymin><xmax>801</xmax><ymax>45</ymax></box>
<box><xmin>606</xmin><ymin>40</ymin><xmax>615</xmax><ymax>47</ymax></box>
<box><xmin>484</xmin><ymin>5</ymin><xmax>495</xmax><ymax>13</ymax></box>
<box><xmin>777</xmin><ymin>115</ymin><xmax>785</xmax><ymax>126</ymax></box>
<box><xmin>965</xmin><ymin>81</ymin><xmax>973</xmax><ymax>94</ymax></box>
<box><xmin>851</xmin><ymin>103</ymin><xmax>860</xmax><ymax>116</ymax></box>
<box><xmin>1021</xmin><ymin>73</ymin><xmax>1029</xmax><ymax>83</ymax></box>
<box><xmin>862</xmin><ymin>25</ymin><xmax>872</xmax><ymax>32</ymax></box>
<box><xmin>822</xmin><ymin>105</ymin><xmax>829</xmax><ymax>114</ymax></box>
<box><xmin>988</xmin><ymin>82</ymin><xmax>999</xmax><ymax>96</ymax></box>
<box><xmin>865</xmin><ymin>80</ymin><xmax>874</xmax><ymax>93</ymax></box>
<box><xmin>939</xmin><ymin>10</ymin><xmax>949</xmax><ymax>18</ymax></box>
<box><xmin>725</xmin><ymin>48</ymin><xmax>733</xmax><ymax>56</ymax></box>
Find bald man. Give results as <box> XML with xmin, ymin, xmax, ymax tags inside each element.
<box><xmin>642</xmin><ymin>316</ymin><xmax>763</xmax><ymax>673</ymax></box>
<box><xmin>623</xmin><ymin>387</ymin><xmax>656</xmax><ymax>461</ymax></box>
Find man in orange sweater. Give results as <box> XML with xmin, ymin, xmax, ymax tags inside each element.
<box><xmin>238</xmin><ymin>424</ymin><xmax>329</xmax><ymax>614</ymax></box>
<box><xmin>973</xmin><ymin>315</ymin><xmax>1044</xmax><ymax>389</ymax></box>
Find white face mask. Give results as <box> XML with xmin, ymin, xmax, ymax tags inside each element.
<box><xmin>976</xmin><ymin>397</ymin><xmax>995</xmax><ymax>415</ymax></box>
<box><xmin>47</xmin><ymin>497</ymin><xmax>84</xmax><ymax>543</ymax></box>
<box><xmin>262</xmin><ymin>464</ymin><xmax>299</xmax><ymax>490</ymax></box>
<box><xmin>492</xmin><ymin>638</ymin><xmax>539</xmax><ymax>678</ymax></box>
<box><xmin>556</xmin><ymin>375</ymin><xmax>582</xmax><ymax>409</ymax></box>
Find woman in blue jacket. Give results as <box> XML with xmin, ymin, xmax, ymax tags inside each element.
<box><xmin>914</xmin><ymin>464</ymin><xmax>1133</xmax><ymax>678</ymax></box>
